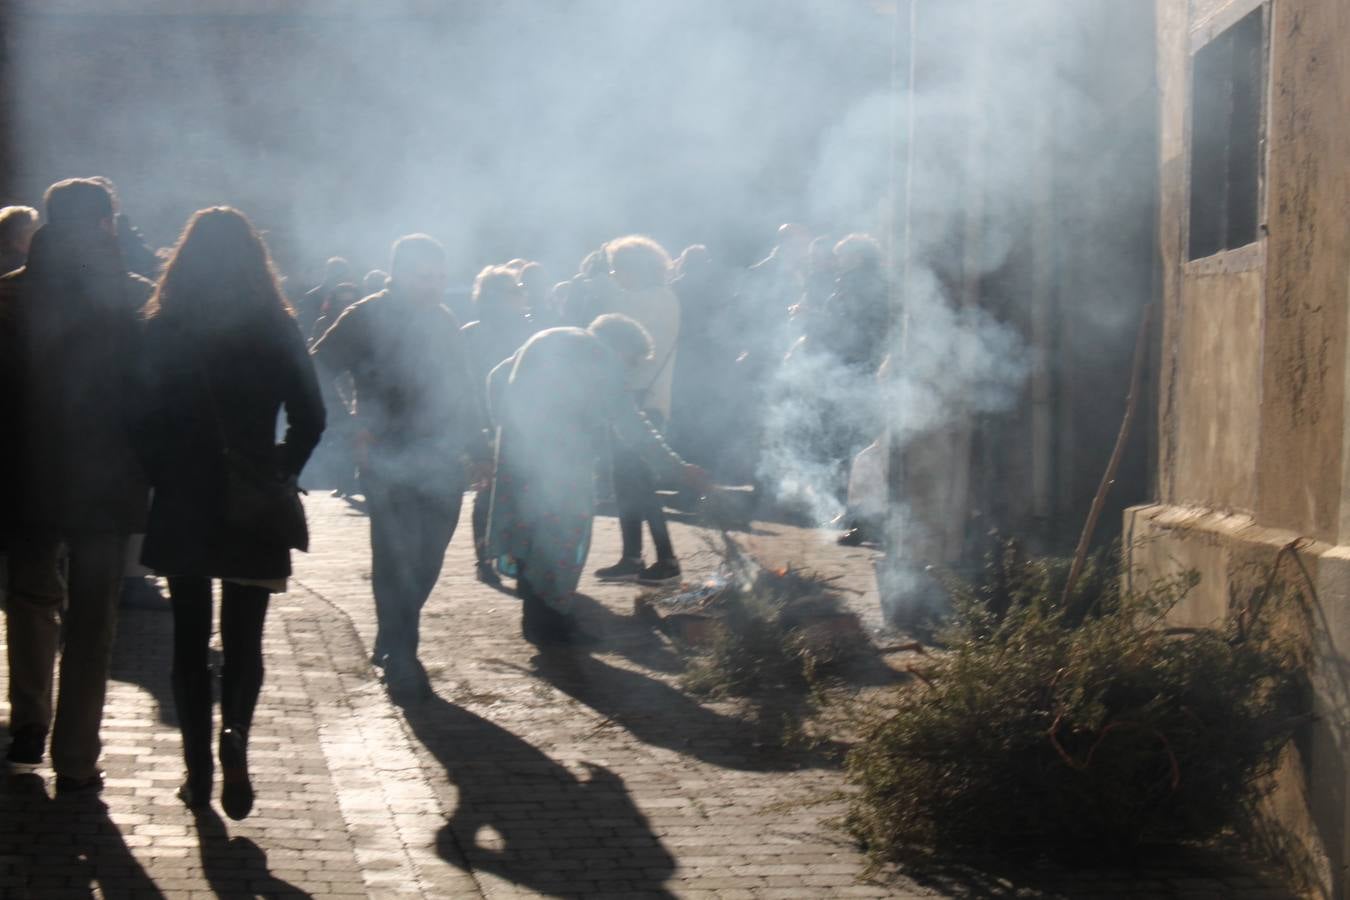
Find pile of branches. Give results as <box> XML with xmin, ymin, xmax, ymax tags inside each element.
<box><xmin>666</xmin><ymin>539</ymin><xmax>871</xmax><ymax>699</ymax></box>
<box><xmin>846</xmin><ymin>544</ymin><xmax>1308</xmax><ymax>862</ymax></box>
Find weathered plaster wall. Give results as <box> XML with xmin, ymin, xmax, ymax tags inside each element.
<box><xmin>1172</xmin><ymin>270</ymin><xmax>1264</xmax><ymax>512</ymax></box>
<box><xmin>1256</xmin><ymin>0</ymin><xmax>1350</xmax><ymax>543</ymax></box>
<box><xmin>1139</xmin><ymin>0</ymin><xmax>1350</xmax><ymax>894</ymax></box>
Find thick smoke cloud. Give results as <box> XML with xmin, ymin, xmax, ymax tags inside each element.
<box><xmin>6</xmin><ymin>1</ymin><xmax>1154</xmax><ymax>583</ymax></box>
<box><xmin>5</xmin><ymin>0</ymin><xmax>893</xmax><ymax>278</ymax></box>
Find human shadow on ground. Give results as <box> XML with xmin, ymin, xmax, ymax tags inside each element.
<box><xmin>527</xmin><ymin>649</ymin><xmax>847</xmax><ymax>772</ymax></box>
<box><xmin>565</xmin><ymin>592</ymin><xmax>687</xmax><ymax>674</ymax></box>
<box><xmin>190</xmin><ymin>804</ymin><xmax>313</xmax><ymax>899</ymax></box>
<box><xmin>401</xmin><ymin>695</ymin><xmax>677</xmax><ymax>899</ymax></box>
<box><xmin>0</xmin><ymin>735</ymin><xmax>166</xmax><ymax>898</ymax></box>
<box><xmin>108</xmin><ymin>603</ymin><xmax>212</xmax><ymax>729</ymax></box>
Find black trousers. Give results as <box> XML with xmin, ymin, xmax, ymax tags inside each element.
<box><xmin>363</xmin><ymin>469</ymin><xmax>463</xmax><ymax>664</ymax></box>
<box><xmin>613</xmin><ymin>442</ymin><xmax>675</xmax><ymax>563</ymax></box>
<box><xmin>168</xmin><ymin>577</ymin><xmax>270</xmax><ymax>781</ymax></box>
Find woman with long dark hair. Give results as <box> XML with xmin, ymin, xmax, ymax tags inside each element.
<box><xmin>140</xmin><ymin>207</ymin><xmax>325</xmax><ymax>819</ymax></box>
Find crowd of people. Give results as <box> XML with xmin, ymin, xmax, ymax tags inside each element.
<box><xmin>0</xmin><ymin>177</ymin><xmax>891</xmax><ymax>822</ymax></box>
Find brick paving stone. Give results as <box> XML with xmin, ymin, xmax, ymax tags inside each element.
<box><xmin>0</xmin><ymin>492</ymin><xmax>1309</xmax><ymax>897</ymax></box>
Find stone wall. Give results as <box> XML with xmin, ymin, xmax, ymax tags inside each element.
<box><xmin>1132</xmin><ymin>0</ymin><xmax>1350</xmax><ymax>894</ymax></box>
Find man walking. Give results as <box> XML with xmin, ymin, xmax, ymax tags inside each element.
<box><xmin>311</xmin><ymin>234</ymin><xmax>486</xmax><ymax>703</ymax></box>
<box><xmin>1</xmin><ymin>178</ymin><xmax>153</xmax><ymax>794</ymax></box>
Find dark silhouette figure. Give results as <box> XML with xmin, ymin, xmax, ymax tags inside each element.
<box><xmin>311</xmin><ymin>234</ymin><xmax>488</xmax><ymax>702</ymax></box>
<box><xmin>590</xmin><ymin>236</ymin><xmax>686</xmax><ymax>587</ymax></box>
<box><xmin>461</xmin><ymin>265</ymin><xmax>535</xmax><ymax>585</ymax></box>
<box><xmin>486</xmin><ymin>315</ymin><xmax>707</xmax><ymax>645</ymax></box>
<box><xmin>0</xmin><ymin>178</ymin><xmax>154</xmax><ymax>796</ymax></box>
<box><xmin>88</xmin><ymin>176</ymin><xmax>160</xmax><ymax>279</ymax></box>
<box><xmin>669</xmin><ymin>244</ymin><xmax>741</xmax><ymax>476</ymax></box>
<box><xmin>297</xmin><ymin>256</ymin><xmax>354</xmax><ymax>341</ymax></box>
<box><xmin>140</xmin><ymin>207</ymin><xmax>326</xmax><ymax>818</ymax></box>
<box><xmin>0</xmin><ymin>204</ymin><xmax>38</xmax><ymax>275</ymax></box>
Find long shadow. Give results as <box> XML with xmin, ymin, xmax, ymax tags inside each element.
<box><xmin>190</xmin><ymin>805</ymin><xmax>313</xmax><ymax>899</ymax></box>
<box><xmin>565</xmin><ymin>592</ymin><xmax>686</xmax><ymax>674</ymax></box>
<box><xmin>401</xmin><ymin>694</ymin><xmax>677</xmax><ymax>898</ymax></box>
<box><xmin>0</xmin><ymin>734</ymin><xmax>166</xmax><ymax>898</ymax></box>
<box><xmin>528</xmin><ymin>650</ymin><xmax>846</xmax><ymax>771</ymax></box>
<box><xmin>108</xmin><ymin>603</ymin><xmax>180</xmax><ymax>727</ymax></box>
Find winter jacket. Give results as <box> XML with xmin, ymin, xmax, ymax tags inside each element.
<box><xmin>139</xmin><ymin>312</ymin><xmax>325</xmax><ymax>579</ymax></box>
<box><xmin>0</xmin><ymin>222</ymin><xmax>153</xmax><ymax>538</ymax></box>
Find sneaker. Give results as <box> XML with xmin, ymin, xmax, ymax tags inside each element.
<box><xmin>637</xmin><ymin>559</ymin><xmax>682</xmax><ymax>586</ymax></box>
<box><xmin>594</xmin><ymin>557</ymin><xmax>644</xmax><ymax>582</ymax></box>
<box><xmin>55</xmin><ymin>771</ymin><xmax>104</xmax><ymax>797</ymax></box>
<box><xmin>836</xmin><ymin>527</ymin><xmax>866</xmax><ymax>547</ymax></box>
<box><xmin>5</xmin><ymin>729</ymin><xmax>44</xmax><ymax>776</ymax></box>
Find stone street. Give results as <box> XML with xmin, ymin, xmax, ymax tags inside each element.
<box><xmin>0</xmin><ymin>494</ymin><xmax>1297</xmax><ymax>898</ymax></box>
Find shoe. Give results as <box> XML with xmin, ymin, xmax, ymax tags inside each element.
<box><xmin>594</xmin><ymin>557</ymin><xmax>644</xmax><ymax>582</ymax></box>
<box><xmin>476</xmin><ymin>560</ymin><xmax>502</xmax><ymax>587</ymax></box>
<box><xmin>383</xmin><ymin>655</ymin><xmax>433</xmax><ymax>705</ymax></box>
<box><xmin>177</xmin><ymin>778</ymin><xmax>211</xmax><ymax>809</ymax></box>
<box><xmin>5</xmin><ymin>729</ymin><xmax>44</xmax><ymax>776</ymax></box>
<box><xmin>637</xmin><ymin>559</ymin><xmax>682</xmax><ymax>586</ymax></box>
<box><xmin>836</xmin><ymin>527</ymin><xmax>866</xmax><ymax>547</ymax></box>
<box><xmin>55</xmin><ymin>771</ymin><xmax>105</xmax><ymax>797</ymax></box>
<box><xmin>219</xmin><ymin>729</ymin><xmax>254</xmax><ymax>821</ymax></box>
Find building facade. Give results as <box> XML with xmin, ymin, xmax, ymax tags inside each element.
<box><xmin>1127</xmin><ymin>0</ymin><xmax>1350</xmax><ymax>894</ymax></box>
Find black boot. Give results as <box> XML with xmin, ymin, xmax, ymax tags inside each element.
<box><xmin>172</xmin><ymin>665</ymin><xmax>213</xmax><ymax>808</ymax></box>
<box><xmin>219</xmin><ymin>727</ymin><xmax>254</xmax><ymax>820</ymax></box>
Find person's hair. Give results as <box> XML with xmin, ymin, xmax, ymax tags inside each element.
<box><xmin>833</xmin><ymin>232</ymin><xmax>883</xmax><ymax>271</ymax></box>
<box><xmin>587</xmin><ymin>313</ymin><xmax>653</xmax><ymax>362</ymax></box>
<box><xmin>363</xmin><ymin>268</ymin><xmax>389</xmax><ymax>294</ymax></box>
<box><xmin>388</xmin><ymin>233</ymin><xmax>446</xmax><ymax>282</ymax></box>
<box><xmin>472</xmin><ymin>264</ymin><xmax>522</xmax><ymax>310</ymax></box>
<box><xmin>324</xmin><ymin>256</ymin><xmax>352</xmax><ymax>281</ymax></box>
<box><xmin>149</xmin><ymin>206</ymin><xmax>292</xmax><ymax>325</ymax></box>
<box><xmin>605</xmin><ymin>235</ymin><xmax>672</xmax><ymax>290</ymax></box>
<box><xmin>578</xmin><ymin>248</ymin><xmax>607</xmax><ymax>279</ymax></box>
<box><xmin>86</xmin><ymin>176</ymin><xmax>122</xmax><ymax>212</ymax></box>
<box><xmin>0</xmin><ymin>205</ymin><xmax>38</xmax><ymax>245</ymax></box>
<box><xmin>43</xmin><ymin>178</ymin><xmax>114</xmax><ymax>228</ymax></box>
<box><xmin>674</xmin><ymin>244</ymin><xmax>709</xmax><ymax>278</ymax></box>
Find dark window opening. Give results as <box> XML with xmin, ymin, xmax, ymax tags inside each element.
<box><xmin>1188</xmin><ymin>8</ymin><xmax>1264</xmax><ymax>261</ymax></box>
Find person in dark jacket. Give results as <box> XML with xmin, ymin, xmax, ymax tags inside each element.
<box><xmin>461</xmin><ymin>265</ymin><xmax>535</xmax><ymax>585</ymax></box>
<box><xmin>0</xmin><ymin>178</ymin><xmax>153</xmax><ymax>796</ymax></box>
<box><xmin>487</xmin><ymin>315</ymin><xmax>710</xmax><ymax>645</ymax></box>
<box><xmin>311</xmin><ymin>234</ymin><xmax>488</xmax><ymax>703</ymax></box>
<box><xmin>297</xmin><ymin>256</ymin><xmax>354</xmax><ymax>341</ymax></box>
<box><xmin>140</xmin><ymin>207</ymin><xmax>325</xmax><ymax>819</ymax></box>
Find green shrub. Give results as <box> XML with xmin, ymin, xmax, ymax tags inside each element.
<box><xmin>846</xmin><ymin>552</ymin><xmax>1306</xmax><ymax>861</ymax></box>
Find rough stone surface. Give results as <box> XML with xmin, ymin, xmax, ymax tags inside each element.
<box><xmin>0</xmin><ymin>493</ymin><xmax>1299</xmax><ymax>897</ymax></box>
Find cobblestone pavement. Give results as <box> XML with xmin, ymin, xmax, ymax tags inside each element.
<box><xmin>0</xmin><ymin>493</ymin><xmax>1301</xmax><ymax>898</ymax></box>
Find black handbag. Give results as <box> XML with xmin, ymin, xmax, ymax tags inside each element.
<box><xmin>198</xmin><ymin>363</ymin><xmax>310</xmax><ymax>551</ymax></box>
<box><xmin>219</xmin><ymin>446</ymin><xmax>309</xmax><ymax>552</ymax></box>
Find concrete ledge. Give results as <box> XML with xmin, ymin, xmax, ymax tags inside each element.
<box><xmin>1125</xmin><ymin>502</ymin><xmax>1350</xmax><ymax>899</ymax></box>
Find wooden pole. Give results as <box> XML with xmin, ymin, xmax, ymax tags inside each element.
<box><xmin>1061</xmin><ymin>303</ymin><xmax>1154</xmax><ymax>606</ymax></box>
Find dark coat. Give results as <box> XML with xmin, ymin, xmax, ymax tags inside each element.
<box><xmin>0</xmin><ymin>223</ymin><xmax>154</xmax><ymax>538</ymax></box>
<box><xmin>139</xmin><ymin>313</ymin><xmax>325</xmax><ymax>580</ymax></box>
<box><xmin>310</xmin><ymin>289</ymin><xmax>487</xmax><ymax>488</ymax></box>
